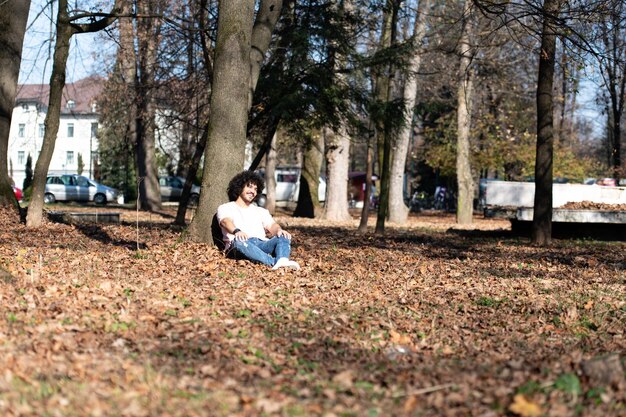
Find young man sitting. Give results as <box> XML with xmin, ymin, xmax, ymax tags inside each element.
<box><xmin>216</xmin><ymin>171</ymin><xmax>300</xmax><ymax>270</ymax></box>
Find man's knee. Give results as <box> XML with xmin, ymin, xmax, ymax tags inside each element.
<box><xmin>276</xmin><ymin>236</ymin><xmax>291</xmax><ymax>244</ymax></box>
<box><xmin>232</xmin><ymin>240</ymin><xmax>252</xmax><ymax>250</ymax></box>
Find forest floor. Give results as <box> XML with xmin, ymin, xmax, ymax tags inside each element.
<box><xmin>0</xmin><ymin>204</ymin><xmax>625</xmax><ymax>417</ymax></box>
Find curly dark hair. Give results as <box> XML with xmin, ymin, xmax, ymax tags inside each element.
<box><xmin>227</xmin><ymin>171</ymin><xmax>265</xmax><ymax>201</ymax></box>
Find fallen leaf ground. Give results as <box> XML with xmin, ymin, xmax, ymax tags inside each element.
<box><xmin>1</xmin><ymin>205</ymin><xmax>625</xmax><ymax>417</ymax></box>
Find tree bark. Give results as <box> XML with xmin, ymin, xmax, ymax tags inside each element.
<box><xmin>358</xmin><ymin>132</ymin><xmax>375</xmax><ymax>232</ymax></box>
<box><xmin>27</xmin><ymin>1</ymin><xmax>82</xmax><ymax>226</ymax></box>
<box><xmin>320</xmin><ymin>0</ymin><xmax>353</xmax><ymax>222</ymax></box>
<box><xmin>188</xmin><ymin>0</ymin><xmax>255</xmax><ymax>243</ymax></box>
<box><xmin>456</xmin><ymin>0</ymin><xmax>474</xmax><ymax>225</ymax></box>
<box><xmin>323</xmin><ymin>126</ymin><xmax>351</xmax><ymax>221</ymax></box>
<box><xmin>599</xmin><ymin>3</ymin><xmax>626</xmax><ymax>180</ymax></box>
<box><xmin>250</xmin><ymin>0</ymin><xmax>283</xmax><ymax>105</ymax></box>
<box><xmin>294</xmin><ymin>133</ymin><xmax>324</xmax><ymax>218</ymax></box>
<box><xmin>375</xmin><ymin>0</ymin><xmax>400</xmax><ymax>235</ymax></box>
<box><xmin>531</xmin><ymin>0</ymin><xmax>561</xmax><ymax>245</ymax></box>
<box><xmin>388</xmin><ymin>0</ymin><xmax>430</xmax><ymax>224</ymax></box>
<box><xmin>265</xmin><ymin>132</ymin><xmax>278</xmax><ymax>214</ymax></box>
<box><xmin>0</xmin><ymin>0</ymin><xmax>30</xmax><ymax>211</ymax></box>
<box><xmin>135</xmin><ymin>0</ymin><xmax>162</xmax><ymax>211</ymax></box>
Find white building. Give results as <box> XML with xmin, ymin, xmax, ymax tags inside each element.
<box><xmin>8</xmin><ymin>76</ymin><xmax>103</xmax><ymax>189</ymax></box>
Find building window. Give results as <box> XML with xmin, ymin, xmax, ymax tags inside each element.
<box><xmin>67</xmin><ymin>123</ymin><xmax>74</xmax><ymax>138</ymax></box>
<box><xmin>39</xmin><ymin>124</ymin><xmax>45</xmax><ymax>137</ymax></box>
<box><xmin>66</xmin><ymin>151</ymin><xmax>74</xmax><ymax>165</ymax></box>
<box><xmin>91</xmin><ymin>122</ymin><xmax>98</xmax><ymax>138</ymax></box>
<box><xmin>18</xmin><ymin>124</ymin><xmax>25</xmax><ymax>138</ymax></box>
<box><xmin>17</xmin><ymin>151</ymin><xmax>25</xmax><ymax>165</ymax></box>
<box><xmin>21</xmin><ymin>103</ymin><xmax>28</xmax><ymax>110</ymax></box>
<box><xmin>66</xmin><ymin>100</ymin><xmax>75</xmax><ymax>109</ymax></box>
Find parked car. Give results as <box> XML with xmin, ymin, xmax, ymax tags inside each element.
<box><xmin>12</xmin><ymin>186</ymin><xmax>22</xmax><ymax>202</ymax></box>
<box><xmin>159</xmin><ymin>176</ymin><xmax>201</xmax><ymax>205</ymax></box>
<box><xmin>44</xmin><ymin>174</ymin><xmax>119</xmax><ymax>205</ymax></box>
<box><xmin>256</xmin><ymin>167</ymin><xmax>326</xmax><ymax>207</ymax></box>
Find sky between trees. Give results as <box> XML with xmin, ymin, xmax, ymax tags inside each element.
<box><xmin>18</xmin><ymin>0</ymin><xmax>607</xmax><ymax>139</ymax></box>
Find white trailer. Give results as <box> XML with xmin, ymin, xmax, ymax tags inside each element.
<box><xmin>480</xmin><ymin>180</ymin><xmax>626</xmax><ymax>225</ymax></box>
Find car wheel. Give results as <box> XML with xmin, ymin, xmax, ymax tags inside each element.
<box><xmin>189</xmin><ymin>193</ymin><xmax>199</xmax><ymax>206</ymax></box>
<box><xmin>256</xmin><ymin>194</ymin><xmax>267</xmax><ymax>208</ymax></box>
<box><xmin>43</xmin><ymin>193</ymin><xmax>56</xmax><ymax>204</ymax></box>
<box><xmin>94</xmin><ymin>193</ymin><xmax>107</xmax><ymax>205</ymax></box>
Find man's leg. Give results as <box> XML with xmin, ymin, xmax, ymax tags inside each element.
<box><xmin>229</xmin><ymin>238</ymin><xmax>275</xmax><ymax>266</ymax></box>
<box><xmin>255</xmin><ymin>236</ymin><xmax>291</xmax><ymax>260</ymax></box>
<box><xmin>257</xmin><ymin>237</ymin><xmax>299</xmax><ymax>270</ymax></box>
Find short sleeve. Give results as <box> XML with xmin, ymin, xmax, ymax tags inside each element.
<box><xmin>259</xmin><ymin>207</ymin><xmax>275</xmax><ymax>229</ymax></box>
<box><xmin>216</xmin><ymin>202</ymin><xmax>234</xmax><ymax>223</ymax></box>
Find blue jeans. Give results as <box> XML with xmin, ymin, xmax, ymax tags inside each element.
<box><xmin>228</xmin><ymin>236</ymin><xmax>291</xmax><ymax>266</ymax></box>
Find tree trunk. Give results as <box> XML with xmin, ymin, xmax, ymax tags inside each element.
<box><xmin>295</xmin><ymin>133</ymin><xmax>324</xmax><ymax>218</ymax></box>
<box><xmin>375</xmin><ymin>0</ymin><xmax>400</xmax><ymax>235</ymax></box>
<box><xmin>599</xmin><ymin>2</ymin><xmax>625</xmax><ymax>181</ymax></box>
<box><xmin>0</xmin><ymin>0</ymin><xmax>30</xmax><ymax>211</ymax></box>
<box><xmin>265</xmin><ymin>132</ymin><xmax>278</xmax><ymax>214</ymax></box>
<box><xmin>456</xmin><ymin>0</ymin><xmax>474</xmax><ymax>225</ymax></box>
<box><xmin>188</xmin><ymin>0</ymin><xmax>255</xmax><ymax>243</ymax></box>
<box><xmin>358</xmin><ymin>133</ymin><xmax>375</xmax><ymax>232</ymax></box>
<box><xmin>323</xmin><ymin>126</ymin><xmax>351</xmax><ymax>221</ymax></box>
<box><xmin>532</xmin><ymin>0</ymin><xmax>561</xmax><ymax>245</ymax></box>
<box><xmin>135</xmin><ymin>0</ymin><xmax>162</xmax><ymax>211</ymax></box>
<box><xmin>388</xmin><ymin>0</ymin><xmax>430</xmax><ymax>224</ymax></box>
<box><xmin>250</xmin><ymin>0</ymin><xmax>283</xmax><ymax>105</ymax></box>
<box><xmin>26</xmin><ymin>1</ymin><xmax>73</xmax><ymax>227</ymax></box>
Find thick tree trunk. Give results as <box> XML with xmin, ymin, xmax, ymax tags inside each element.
<box><xmin>320</xmin><ymin>0</ymin><xmax>352</xmax><ymax>222</ymax></box>
<box><xmin>135</xmin><ymin>99</ymin><xmax>161</xmax><ymax>210</ymax></box>
<box><xmin>323</xmin><ymin>126</ymin><xmax>351</xmax><ymax>221</ymax></box>
<box><xmin>456</xmin><ymin>0</ymin><xmax>474</xmax><ymax>225</ymax></box>
<box><xmin>188</xmin><ymin>0</ymin><xmax>255</xmax><ymax>243</ymax></box>
<box><xmin>532</xmin><ymin>0</ymin><xmax>561</xmax><ymax>245</ymax></box>
<box><xmin>388</xmin><ymin>0</ymin><xmax>430</xmax><ymax>224</ymax></box>
<box><xmin>0</xmin><ymin>0</ymin><xmax>30</xmax><ymax>211</ymax></box>
<box><xmin>135</xmin><ymin>0</ymin><xmax>162</xmax><ymax>211</ymax></box>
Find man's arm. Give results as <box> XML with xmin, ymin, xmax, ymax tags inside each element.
<box><xmin>267</xmin><ymin>222</ymin><xmax>291</xmax><ymax>239</ymax></box>
<box><xmin>220</xmin><ymin>218</ymin><xmax>249</xmax><ymax>241</ymax></box>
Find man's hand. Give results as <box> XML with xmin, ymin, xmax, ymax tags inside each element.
<box><xmin>234</xmin><ymin>230</ymin><xmax>249</xmax><ymax>241</ymax></box>
<box><xmin>276</xmin><ymin>229</ymin><xmax>292</xmax><ymax>240</ymax></box>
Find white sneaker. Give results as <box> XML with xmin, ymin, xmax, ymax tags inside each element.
<box><xmin>272</xmin><ymin>258</ymin><xmax>300</xmax><ymax>270</ymax></box>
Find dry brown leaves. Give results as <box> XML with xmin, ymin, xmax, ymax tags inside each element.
<box><xmin>0</xmin><ymin>205</ymin><xmax>625</xmax><ymax>417</ymax></box>
<box><xmin>561</xmin><ymin>201</ymin><xmax>626</xmax><ymax>211</ymax></box>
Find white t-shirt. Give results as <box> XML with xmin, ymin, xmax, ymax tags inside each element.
<box><xmin>216</xmin><ymin>201</ymin><xmax>275</xmax><ymax>248</ymax></box>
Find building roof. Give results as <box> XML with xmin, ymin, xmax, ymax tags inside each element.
<box><xmin>16</xmin><ymin>75</ymin><xmax>105</xmax><ymax>115</ymax></box>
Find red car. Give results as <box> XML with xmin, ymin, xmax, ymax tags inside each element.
<box><xmin>12</xmin><ymin>186</ymin><xmax>22</xmax><ymax>201</ymax></box>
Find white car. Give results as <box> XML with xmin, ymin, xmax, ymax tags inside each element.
<box><xmin>44</xmin><ymin>174</ymin><xmax>119</xmax><ymax>205</ymax></box>
<box><xmin>256</xmin><ymin>168</ymin><xmax>326</xmax><ymax>207</ymax></box>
